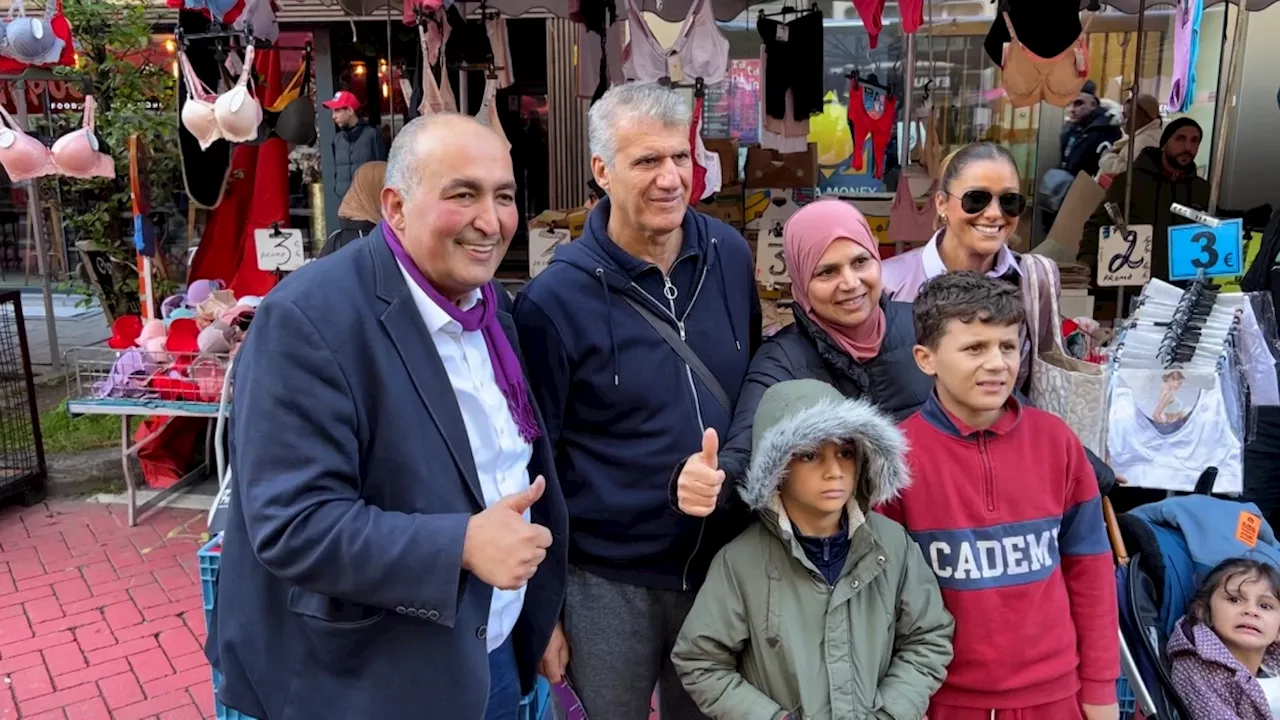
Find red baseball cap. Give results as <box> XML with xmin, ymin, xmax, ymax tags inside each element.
<box><xmin>322</xmin><ymin>90</ymin><xmax>360</xmax><ymax>111</ymax></box>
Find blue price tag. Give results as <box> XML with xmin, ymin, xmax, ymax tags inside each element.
<box><xmin>1167</xmin><ymin>218</ymin><xmax>1244</xmax><ymax>281</ymax></box>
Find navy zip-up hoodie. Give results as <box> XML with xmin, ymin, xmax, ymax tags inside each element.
<box><xmin>514</xmin><ymin>198</ymin><xmax>761</xmax><ymax>591</ymax></box>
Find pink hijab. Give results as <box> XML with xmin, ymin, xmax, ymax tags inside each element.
<box><xmin>783</xmin><ymin>199</ymin><xmax>887</xmax><ymax>361</ymax></box>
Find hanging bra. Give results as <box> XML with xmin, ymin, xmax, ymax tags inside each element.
<box><xmin>1000</xmin><ymin>11</ymin><xmax>1092</xmax><ymax>109</ymax></box>
<box><xmin>476</xmin><ymin>78</ymin><xmax>511</xmax><ymax>150</ymax></box>
<box><xmin>0</xmin><ymin>95</ymin><xmax>114</xmax><ymax>182</ymax></box>
<box><xmin>1</xmin><ymin>0</ymin><xmax>63</xmax><ymax>66</ymax></box>
<box><xmin>179</xmin><ymin>46</ymin><xmax>263</xmax><ymax>151</ymax></box>
<box><xmin>888</xmin><ymin>174</ymin><xmax>937</xmax><ymax>244</ymax></box>
<box><xmin>419</xmin><ymin>24</ymin><xmax>458</xmax><ymax>114</ymax></box>
<box><xmin>259</xmin><ymin>60</ymin><xmax>317</xmax><ymax>146</ymax></box>
<box><xmin>181</xmin><ymin>0</ymin><xmax>239</xmax><ymax>24</ymax></box>
<box><xmin>621</xmin><ymin>0</ymin><xmax>728</xmax><ymax>85</ymax></box>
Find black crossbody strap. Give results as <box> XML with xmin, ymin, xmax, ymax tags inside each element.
<box><xmin>619</xmin><ymin>294</ymin><xmax>733</xmax><ymax>414</ymax></box>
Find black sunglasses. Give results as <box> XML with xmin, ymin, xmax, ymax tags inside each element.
<box><xmin>947</xmin><ymin>190</ymin><xmax>1027</xmax><ymax>217</ymax></box>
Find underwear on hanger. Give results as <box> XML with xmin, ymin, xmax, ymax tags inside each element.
<box><xmin>475</xmin><ymin>78</ymin><xmax>510</xmax><ymax>150</ymax></box>
<box><xmin>850</xmin><ymin>0</ymin><xmax>887</xmax><ymax>48</ymax></box>
<box><xmin>176</xmin><ymin>10</ymin><xmax>234</xmax><ymax>210</ymax></box>
<box><xmin>234</xmin><ymin>0</ymin><xmax>279</xmax><ymax>43</ymax></box>
<box><xmin>0</xmin><ymin>95</ymin><xmax>114</xmax><ymax>181</ymax></box>
<box><xmin>419</xmin><ymin>24</ymin><xmax>458</xmax><ymax>114</ymax></box>
<box><xmin>181</xmin><ymin>0</ymin><xmax>239</xmax><ymax>23</ymax></box>
<box><xmin>917</xmin><ymin>103</ymin><xmax>943</xmax><ymax>179</ymax></box>
<box><xmin>1000</xmin><ymin>10</ymin><xmax>1091</xmax><ymax>108</ymax></box>
<box><xmin>846</xmin><ymin>77</ymin><xmax>896</xmax><ymax>180</ymax></box>
<box><xmin>888</xmin><ymin>174</ymin><xmax>937</xmax><ymax>244</ymax></box>
<box><xmin>1</xmin><ymin>0</ymin><xmax>64</xmax><ymax>66</ymax></box>
<box><xmin>179</xmin><ymin>46</ymin><xmax>264</xmax><ymax>151</ymax></box>
<box><xmin>757</xmin><ymin>10</ymin><xmax>824</xmax><ymax>120</ymax></box>
<box><xmin>621</xmin><ymin>0</ymin><xmax>729</xmax><ymax>85</ymax></box>
<box><xmin>258</xmin><ymin>59</ymin><xmax>317</xmax><ymax>146</ymax></box>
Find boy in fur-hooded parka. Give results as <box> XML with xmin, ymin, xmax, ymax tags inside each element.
<box><xmin>672</xmin><ymin>380</ymin><xmax>954</xmax><ymax>720</ymax></box>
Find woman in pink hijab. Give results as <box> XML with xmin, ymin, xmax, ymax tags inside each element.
<box><xmin>711</xmin><ymin>198</ymin><xmax>934</xmax><ymax>487</ymax></box>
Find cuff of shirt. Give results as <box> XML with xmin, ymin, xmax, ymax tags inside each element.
<box><xmin>1080</xmin><ymin>678</ymin><xmax>1118</xmax><ymax>706</ymax></box>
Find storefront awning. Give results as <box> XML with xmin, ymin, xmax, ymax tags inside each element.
<box><xmin>329</xmin><ymin>0</ymin><xmax>757</xmax><ymax>22</ymax></box>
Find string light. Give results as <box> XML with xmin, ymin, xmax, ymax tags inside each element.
<box><xmin>353</xmin><ymin>63</ymin><xmax>366</xmax><ymax>77</ymax></box>
<box><xmin>163</xmin><ymin>38</ymin><xmax>176</xmax><ymax>53</ymax></box>
<box><xmin>381</xmin><ymin>82</ymin><xmax>389</xmax><ymax>98</ymax></box>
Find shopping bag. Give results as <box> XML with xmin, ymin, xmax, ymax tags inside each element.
<box><xmin>1023</xmin><ymin>253</ymin><xmax>1109</xmax><ymax>455</ymax></box>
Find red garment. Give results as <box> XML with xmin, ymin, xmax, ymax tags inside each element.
<box><xmin>0</xmin><ymin>0</ymin><xmax>74</xmax><ymax>73</ymax></box>
<box><xmin>167</xmin><ymin>0</ymin><xmax>246</xmax><ymax>24</ymax></box>
<box><xmin>229</xmin><ymin>48</ymin><xmax>286</xmax><ymax>298</ymax></box>
<box><xmin>929</xmin><ymin>694</ymin><xmax>1085</xmax><ymax>719</ymax></box>
<box><xmin>899</xmin><ymin>0</ymin><xmax>925</xmax><ymax>36</ymax></box>
<box><xmin>846</xmin><ymin>78</ymin><xmax>896</xmax><ymax>180</ymax></box>
<box><xmin>689</xmin><ymin>95</ymin><xmax>707</xmax><ymax>204</ymax></box>
<box><xmin>851</xmin><ymin>0</ymin><xmax>886</xmax><ymax>48</ymax></box>
<box><xmin>879</xmin><ymin>395</ymin><xmax>1120</xmax><ymax>709</ymax></box>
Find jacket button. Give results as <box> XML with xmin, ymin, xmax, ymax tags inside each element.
<box><xmin>426</xmin><ymin>609</ymin><xmax>441</xmax><ymax>621</ymax></box>
<box><xmin>395</xmin><ymin>606</ymin><xmax>407</xmax><ymax>615</ymax></box>
<box><xmin>477</xmin><ymin>625</ymin><xmax>488</xmax><ymax>639</ymax></box>
<box><xmin>851</xmin><ymin>580</ymin><xmax>860</xmax><ymax>589</ymax></box>
<box><xmin>877</xmin><ymin>555</ymin><xmax>887</xmax><ymax>565</ymax></box>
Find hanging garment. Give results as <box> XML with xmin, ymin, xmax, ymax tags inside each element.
<box><xmin>850</xmin><ymin>0</ymin><xmax>887</xmax><ymax>49</ymax></box>
<box><xmin>181</xmin><ymin>0</ymin><xmax>239</xmax><ymax>23</ymax></box>
<box><xmin>888</xmin><ymin>176</ymin><xmax>937</xmax><ymax>244</ymax></box>
<box><xmin>759</xmin><ymin>46</ymin><xmax>809</xmax><ymax>153</ymax></box>
<box><xmin>846</xmin><ymin>78</ymin><xmax>896</xmax><ymax>179</ymax></box>
<box><xmin>577</xmin><ymin>20</ymin><xmax>624</xmax><ymax>100</ymax></box>
<box><xmin>621</xmin><ymin>0</ymin><xmax>728</xmax><ymax>85</ymax></box>
<box><xmin>1108</xmin><ymin>368</ymin><xmax>1244</xmax><ymax>494</ymax></box>
<box><xmin>983</xmin><ymin>0</ymin><xmax>1081</xmax><ymax>67</ymax></box>
<box><xmin>917</xmin><ymin>103</ymin><xmax>943</xmax><ymax>179</ymax></box>
<box><xmin>403</xmin><ymin>0</ymin><xmax>449</xmax><ymax>24</ymax></box>
<box><xmin>1</xmin><ymin>0</ymin><xmax>63</xmax><ymax>66</ymax></box>
<box><xmin>267</xmin><ymin>57</ymin><xmax>317</xmax><ymax>146</ymax></box>
<box><xmin>476</xmin><ymin>78</ymin><xmax>511</xmax><ymax>150</ymax></box>
<box><xmin>418</xmin><ymin>23</ymin><xmax>458</xmax><ymax>114</ymax></box>
<box><xmin>757</xmin><ymin>10</ymin><xmax>824</xmax><ymax>121</ymax></box>
<box><xmin>234</xmin><ymin>0</ymin><xmax>279</xmax><ymax>43</ymax></box>
<box><xmin>688</xmin><ymin>94</ymin><xmax>721</xmax><ymax>202</ymax></box>
<box><xmin>485</xmin><ymin>15</ymin><xmax>514</xmax><ymax>89</ymax></box>
<box><xmin>176</xmin><ymin>11</ymin><xmax>233</xmax><ymax>210</ymax></box>
<box><xmin>445</xmin><ymin>4</ymin><xmax>493</xmax><ymax>67</ymax></box>
<box><xmin>899</xmin><ymin>0</ymin><xmax>925</xmax><ymax>36</ymax></box>
<box><xmin>179</xmin><ymin>46</ymin><xmax>263</xmax><ymax>150</ymax></box>
<box><xmin>1000</xmin><ymin>10</ymin><xmax>1091</xmax><ymax>109</ymax></box>
<box><xmin>0</xmin><ymin>95</ymin><xmax>114</xmax><ymax>181</ymax></box>
<box><xmin>1168</xmin><ymin>0</ymin><xmax>1203</xmax><ymax>113</ymax></box>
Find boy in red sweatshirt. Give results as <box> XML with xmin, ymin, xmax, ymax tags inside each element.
<box><xmin>880</xmin><ymin>272</ymin><xmax>1119</xmax><ymax>720</ymax></box>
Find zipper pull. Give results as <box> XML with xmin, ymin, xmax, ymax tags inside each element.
<box><xmin>663</xmin><ymin>276</ymin><xmax>678</xmax><ymax>301</ymax></box>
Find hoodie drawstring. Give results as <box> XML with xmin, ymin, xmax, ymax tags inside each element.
<box><xmin>711</xmin><ymin>238</ymin><xmax>742</xmax><ymax>352</ymax></box>
<box><xmin>595</xmin><ymin>268</ymin><xmax>620</xmax><ymax>385</ymax></box>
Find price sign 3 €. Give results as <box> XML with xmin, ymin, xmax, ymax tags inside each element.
<box><xmin>1167</xmin><ymin>217</ymin><xmax>1244</xmax><ymax>281</ymax></box>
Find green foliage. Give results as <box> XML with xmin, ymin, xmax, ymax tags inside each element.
<box><xmin>45</xmin><ymin>0</ymin><xmax>181</xmax><ymax>318</ymax></box>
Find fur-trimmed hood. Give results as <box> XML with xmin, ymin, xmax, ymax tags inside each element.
<box><xmin>740</xmin><ymin>380</ymin><xmax>910</xmax><ymax>526</ymax></box>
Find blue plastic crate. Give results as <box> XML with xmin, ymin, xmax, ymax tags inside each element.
<box><xmin>198</xmin><ymin>535</ymin><xmax>259</xmax><ymax>720</ymax></box>
<box><xmin>1117</xmin><ymin>674</ymin><xmax>1137</xmax><ymax>719</ymax></box>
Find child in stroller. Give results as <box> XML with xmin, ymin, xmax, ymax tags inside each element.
<box><xmin>1167</xmin><ymin>558</ymin><xmax>1280</xmax><ymax>719</ymax></box>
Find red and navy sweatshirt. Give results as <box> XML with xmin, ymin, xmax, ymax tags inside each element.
<box><xmin>880</xmin><ymin>394</ymin><xmax>1119</xmax><ymax>709</ymax></box>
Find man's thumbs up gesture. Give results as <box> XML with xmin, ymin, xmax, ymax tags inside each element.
<box><xmin>462</xmin><ymin>476</ymin><xmax>554</xmax><ymax>591</ymax></box>
<box><xmin>676</xmin><ymin>429</ymin><xmax>726</xmax><ymax>518</ymax></box>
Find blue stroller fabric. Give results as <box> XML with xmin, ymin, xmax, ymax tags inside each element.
<box><xmin>1131</xmin><ymin>495</ymin><xmax>1280</xmax><ymax>577</ymax></box>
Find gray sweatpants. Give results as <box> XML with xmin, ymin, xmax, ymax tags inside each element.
<box><xmin>563</xmin><ymin>566</ymin><xmax>709</xmax><ymax>720</ymax></box>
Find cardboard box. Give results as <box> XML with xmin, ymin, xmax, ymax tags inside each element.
<box><xmin>745</xmin><ymin>144</ymin><xmax>817</xmax><ymax>189</ymax></box>
<box><xmin>704</xmin><ymin>138</ymin><xmax>740</xmax><ymax>186</ymax></box>
<box><xmin>696</xmin><ymin>184</ymin><xmax>744</xmax><ymax>227</ymax></box>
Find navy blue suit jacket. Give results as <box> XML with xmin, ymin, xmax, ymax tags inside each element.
<box><xmin>205</xmin><ymin>229</ymin><xmax>569</xmax><ymax>720</ymax></box>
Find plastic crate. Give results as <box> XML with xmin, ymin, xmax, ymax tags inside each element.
<box><xmin>198</xmin><ymin>536</ymin><xmax>259</xmax><ymax>720</ymax></box>
<box><xmin>1117</xmin><ymin>674</ymin><xmax>1137</xmax><ymax>719</ymax></box>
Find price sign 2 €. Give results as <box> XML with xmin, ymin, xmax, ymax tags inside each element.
<box><xmin>254</xmin><ymin>227</ymin><xmax>306</xmax><ymax>273</ymax></box>
<box><xmin>1167</xmin><ymin>217</ymin><xmax>1244</xmax><ymax>281</ymax></box>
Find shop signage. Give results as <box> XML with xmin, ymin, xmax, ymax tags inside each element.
<box><xmin>529</xmin><ymin>228</ymin><xmax>570</xmax><ymax>278</ymax></box>
<box><xmin>755</xmin><ymin>194</ymin><xmax>800</xmax><ymax>289</ymax></box>
<box><xmin>1097</xmin><ymin>224</ymin><xmax>1153</xmax><ymax>287</ymax></box>
<box><xmin>254</xmin><ymin>227</ymin><xmax>306</xmax><ymax>272</ymax></box>
<box><xmin>1168</xmin><ymin>218</ymin><xmax>1244</xmax><ymax>281</ymax></box>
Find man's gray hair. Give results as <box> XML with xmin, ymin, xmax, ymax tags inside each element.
<box><xmin>588</xmin><ymin>83</ymin><xmax>691</xmax><ymax>168</ymax></box>
<box><xmin>384</xmin><ymin>112</ymin><xmax>481</xmax><ymax>197</ymax></box>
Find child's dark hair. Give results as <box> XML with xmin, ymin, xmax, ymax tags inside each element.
<box><xmin>1186</xmin><ymin>557</ymin><xmax>1280</xmax><ymax>628</ymax></box>
<box><xmin>939</xmin><ymin>142</ymin><xmax>1020</xmax><ymax>195</ymax></box>
<box><xmin>913</xmin><ymin>271</ymin><xmax>1026</xmax><ymax>349</ymax></box>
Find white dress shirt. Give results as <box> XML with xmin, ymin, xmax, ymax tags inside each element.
<box><xmin>397</xmin><ymin>263</ymin><xmax>533</xmax><ymax>653</ymax></box>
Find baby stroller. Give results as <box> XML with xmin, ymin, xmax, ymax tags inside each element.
<box><xmin>1103</xmin><ymin>467</ymin><xmax>1280</xmax><ymax>719</ymax></box>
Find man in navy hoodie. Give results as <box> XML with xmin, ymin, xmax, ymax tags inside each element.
<box><xmin>514</xmin><ymin>83</ymin><xmax>761</xmax><ymax>720</ymax></box>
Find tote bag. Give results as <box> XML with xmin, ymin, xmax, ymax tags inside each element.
<box><xmin>1023</xmin><ymin>253</ymin><xmax>1110</xmax><ymax>455</ymax></box>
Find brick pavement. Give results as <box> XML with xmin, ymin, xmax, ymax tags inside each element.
<box><xmin>0</xmin><ymin>500</ymin><xmax>213</xmax><ymax>719</ymax></box>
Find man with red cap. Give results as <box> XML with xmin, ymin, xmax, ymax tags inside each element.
<box><xmin>324</xmin><ymin>89</ymin><xmax>386</xmax><ymax>214</ymax></box>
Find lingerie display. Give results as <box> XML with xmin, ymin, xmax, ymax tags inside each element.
<box><xmin>850</xmin><ymin>0</ymin><xmax>885</xmax><ymax>49</ymax></box>
<box><xmin>570</xmin><ymin>0</ymin><xmax>620</xmax><ymax>102</ymax></box>
<box><xmin>1106</xmin><ymin>278</ymin><xmax>1280</xmax><ymax>495</ymax></box>
<box><xmin>233</xmin><ymin>0</ymin><xmax>280</xmax><ymax>44</ymax></box>
<box><xmin>758</xmin><ymin>46</ymin><xmax>809</xmax><ymax>154</ymax></box>
<box><xmin>179</xmin><ymin>46</ymin><xmax>263</xmax><ymax>151</ymax></box>
<box><xmin>887</xmin><ymin>172</ymin><xmax>937</xmax><ymax>244</ymax></box>
<box><xmin>689</xmin><ymin>93</ymin><xmax>721</xmax><ymax>202</ymax></box>
<box><xmin>915</xmin><ymin>103</ymin><xmax>943</xmax><ymax>180</ymax></box>
<box><xmin>444</xmin><ymin>6</ymin><xmax>514</xmax><ymax>90</ymax></box>
<box><xmin>621</xmin><ymin>0</ymin><xmax>728</xmax><ymax>85</ymax></box>
<box><xmin>1168</xmin><ymin>0</ymin><xmax>1203</xmax><ymax>113</ymax></box>
<box><xmin>757</xmin><ymin>9</ymin><xmax>824</xmax><ymax>121</ymax></box>
<box><xmin>260</xmin><ymin>53</ymin><xmax>317</xmax><ymax>146</ymax></box>
<box><xmin>983</xmin><ymin>0</ymin><xmax>1082</xmax><ymax>68</ymax></box>
<box><xmin>997</xmin><ymin>8</ymin><xmax>1091</xmax><ymax>108</ymax></box>
<box><xmin>0</xmin><ymin>95</ymin><xmax>114</xmax><ymax>181</ymax></box>
<box><xmin>0</xmin><ymin>0</ymin><xmax>74</xmax><ymax>73</ymax></box>
<box><xmin>846</xmin><ymin>77</ymin><xmax>896</xmax><ymax>179</ymax></box>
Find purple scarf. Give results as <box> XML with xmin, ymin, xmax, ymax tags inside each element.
<box><xmin>382</xmin><ymin>222</ymin><xmax>541</xmax><ymax>444</ymax></box>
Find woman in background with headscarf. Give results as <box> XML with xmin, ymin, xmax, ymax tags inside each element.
<box><xmin>713</xmin><ymin>198</ymin><xmax>933</xmax><ymax>487</ymax></box>
<box><xmin>320</xmin><ymin>161</ymin><xmax>386</xmax><ymax>257</ymax></box>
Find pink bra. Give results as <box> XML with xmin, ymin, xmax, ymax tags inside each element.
<box><xmin>0</xmin><ymin>95</ymin><xmax>114</xmax><ymax>182</ymax></box>
<box><xmin>179</xmin><ymin>46</ymin><xmax>263</xmax><ymax>151</ymax></box>
<box><xmin>887</xmin><ymin>175</ymin><xmax>937</xmax><ymax>244</ymax></box>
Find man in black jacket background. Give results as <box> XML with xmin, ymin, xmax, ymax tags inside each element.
<box><xmin>324</xmin><ymin>90</ymin><xmax>387</xmax><ymax>209</ymax></box>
